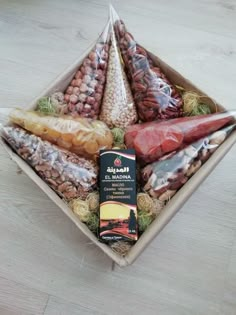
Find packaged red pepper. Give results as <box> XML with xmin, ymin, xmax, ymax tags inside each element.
<box><xmin>125</xmin><ymin>112</ymin><xmax>235</xmax><ymax>164</ymax></box>
<box><xmin>141</xmin><ymin>124</ymin><xmax>235</xmax><ymax>201</ymax></box>
<box><xmin>110</xmin><ymin>6</ymin><xmax>183</xmax><ymax>122</ymax></box>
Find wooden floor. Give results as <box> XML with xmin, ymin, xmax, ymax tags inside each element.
<box><xmin>0</xmin><ymin>0</ymin><xmax>236</xmax><ymax>314</ymax></box>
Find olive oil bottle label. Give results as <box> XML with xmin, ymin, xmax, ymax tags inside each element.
<box><xmin>99</xmin><ymin>149</ymin><xmax>138</xmax><ymax>241</ymax></box>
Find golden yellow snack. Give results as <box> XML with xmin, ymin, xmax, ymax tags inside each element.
<box><xmin>61</xmin><ymin>133</ymin><xmax>73</xmax><ymax>142</ymax></box>
<box><xmin>84</xmin><ymin>139</ymin><xmax>99</xmax><ymax>155</ymax></box>
<box><xmin>10</xmin><ymin>108</ymin><xmax>113</xmax><ymax>159</ymax></box>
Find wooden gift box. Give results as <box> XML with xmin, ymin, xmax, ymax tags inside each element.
<box><xmin>1</xmin><ymin>46</ymin><xmax>236</xmax><ymax>267</ymax></box>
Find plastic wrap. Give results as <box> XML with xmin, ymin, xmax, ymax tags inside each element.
<box><xmin>99</xmin><ymin>23</ymin><xmax>137</xmax><ymax>128</ymax></box>
<box><xmin>2</xmin><ymin>126</ymin><xmax>98</xmax><ymax>200</ymax></box>
<box><xmin>9</xmin><ymin>108</ymin><xmax>113</xmax><ymax>159</ymax></box>
<box><xmin>141</xmin><ymin>125</ymin><xmax>235</xmax><ymax>201</ymax></box>
<box><xmin>63</xmin><ymin>22</ymin><xmax>110</xmax><ymax>119</ymax></box>
<box><xmin>110</xmin><ymin>6</ymin><xmax>183</xmax><ymax>122</ymax></box>
<box><xmin>125</xmin><ymin>112</ymin><xmax>235</xmax><ymax>164</ymax></box>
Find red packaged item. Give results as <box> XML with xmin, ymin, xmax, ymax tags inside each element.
<box><xmin>125</xmin><ymin>112</ymin><xmax>235</xmax><ymax>164</ymax></box>
<box><xmin>110</xmin><ymin>6</ymin><xmax>183</xmax><ymax>122</ymax></box>
<box><xmin>141</xmin><ymin>124</ymin><xmax>235</xmax><ymax>201</ymax></box>
<box><xmin>63</xmin><ymin>22</ymin><xmax>110</xmax><ymax>119</ymax></box>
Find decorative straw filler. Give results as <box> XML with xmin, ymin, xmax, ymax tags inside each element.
<box><xmin>99</xmin><ymin>149</ymin><xmax>138</xmax><ymax>242</ymax></box>
<box><xmin>182</xmin><ymin>91</ymin><xmax>212</xmax><ymax>116</ymax></box>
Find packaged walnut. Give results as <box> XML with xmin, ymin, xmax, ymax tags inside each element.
<box><xmin>99</xmin><ymin>28</ymin><xmax>137</xmax><ymax>128</ymax></box>
<box><xmin>110</xmin><ymin>6</ymin><xmax>183</xmax><ymax>122</ymax></box>
<box><xmin>63</xmin><ymin>22</ymin><xmax>110</xmax><ymax>119</ymax></box>
<box><xmin>2</xmin><ymin>126</ymin><xmax>98</xmax><ymax>200</ymax></box>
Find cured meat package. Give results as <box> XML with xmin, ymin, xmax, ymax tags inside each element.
<box><xmin>141</xmin><ymin>124</ymin><xmax>235</xmax><ymax>201</ymax></box>
<box><xmin>125</xmin><ymin>112</ymin><xmax>235</xmax><ymax>164</ymax></box>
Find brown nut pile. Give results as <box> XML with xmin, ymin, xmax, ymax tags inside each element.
<box><xmin>114</xmin><ymin>19</ymin><xmax>183</xmax><ymax>122</ymax></box>
<box><xmin>2</xmin><ymin>127</ymin><xmax>98</xmax><ymax>200</ymax></box>
<box><xmin>141</xmin><ymin>128</ymin><xmax>228</xmax><ymax>201</ymax></box>
<box><xmin>63</xmin><ymin>41</ymin><xmax>109</xmax><ymax>119</ymax></box>
<box><xmin>99</xmin><ymin>35</ymin><xmax>137</xmax><ymax>128</ymax></box>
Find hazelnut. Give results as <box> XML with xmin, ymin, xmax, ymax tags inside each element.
<box><xmin>186</xmin><ymin>160</ymin><xmax>202</xmax><ymax>177</ymax></box>
<box><xmin>158</xmin><ymin>190</ymin><xmax>177</xmax><ymax>202</ymax></box>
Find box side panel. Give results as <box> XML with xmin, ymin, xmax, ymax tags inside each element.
<box><xmin>2</xmin><ymin>44</ymin><xmax>235</xmax><ymax>266</ymax></box>
<box><xmin>0</xmin><ymin>138</ymin><xmax>128</xmax><ymax>266</ymax></box>
<box><xmin>125</xmin><ymin>131</ymin><xmax>236</xmax><ymax>265</ymax></box>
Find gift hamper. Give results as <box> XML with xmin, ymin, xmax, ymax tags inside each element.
<box><xmin>1</xmin><ymin>6</ymin><xmax>236</xmax><ymax>266</ymax></box>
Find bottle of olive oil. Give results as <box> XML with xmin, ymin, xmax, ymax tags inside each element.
<box><xmin>99</xmin><ymin>149</ymin><xmax>138</xmax><ymax>242</ymax></box>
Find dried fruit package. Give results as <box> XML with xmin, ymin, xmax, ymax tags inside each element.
<box><xmin>125</xmin><ymin>112</ymin><xmax>235</xmax><ymax>164</ymax></box>
<box><xmin>63</xmin><ymin>22</ymin><xmax>110</xmax><ymax>119</ymax></box>
<box><xmin>141</xmin><ymin>124</ymin><xmax>235</xmax><ymax>201</ymax></box>
<box><xmin>110</xmin><ymin>6</ymin><xmax>183</xmax><ymax>122</ymax></box>
<box><xmin>99</xmin><ymin>22</ymin><xmax>137</xmax><ymax>128</ymax></box>
<box><xmin>1</xmin><ymin>127</ymin><xmax>98</xmax><ymax>200</ymax></box>
<box><xmin>9</xmin><ymin>108</ymin><xmax>113</xmax><ymax>159</ymax></box>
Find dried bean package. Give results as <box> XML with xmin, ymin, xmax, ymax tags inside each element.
<box><xmin>110</xmin><ymin>6</ymin><xmax>183</xmax><ymax>122</ymax></box>
<box><xmin>2</xmin><ymin>127</ymin><xmax>98</xmax><ymax>200</ymax></box>
<box><xmin>99</xmin><ymin>27</ymin><xmax>137</xmax><ymax>128</ymax></box>
<box><xmin>141</xmin><ymin>124</ymin><xmax>235</xmax><ymax>201</ymax></box>
<box><xmin>125</xmin><ymin>112</ymin><xmax>235</xmax><ymax>164</ymax></box>
<box><xmin>63</xmin><ymin>22</ymin><xmax>110</xmax><ymax>119</ymax></box>
<box><xmin>10</xmin><ymin>108</ymin><xmax>113</xmax><ymax>159</ymax></box>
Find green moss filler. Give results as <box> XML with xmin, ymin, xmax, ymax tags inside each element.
<box><xmin>138</xmin><ymin>211</ymin><xmax>154</xmax><ymax>232</ymax></box>
<box><xmin>86</xmin><ymin>212</ymin><xmax>99</xmax><ymax>234</ymax></box>
<box><xmin>111</xmin><ymin>127</ymin><xmax>125</xmax><ymax>145</ymax></box>
<box><xmin>36</xmin><ymin>97</ymin><xmax>56</xmax><ymax>115</ymax></box>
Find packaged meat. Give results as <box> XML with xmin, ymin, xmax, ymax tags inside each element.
<box><xmin>125</xmin><ymin>111</ymin><xmax>235</xmax><ymax>164</ymax></box>
<box><xmin>141</xmin><ymin>124</ymin><xmax>235</xmax><ymax>200</ymax></box>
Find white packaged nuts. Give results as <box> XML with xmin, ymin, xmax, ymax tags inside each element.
<box><xmin>99</xmin><ymin>32</ymin><xmax>137</xmax><ymax>128</ymax></box>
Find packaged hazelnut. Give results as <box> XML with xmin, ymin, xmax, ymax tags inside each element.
<box><xmin>99</xmin><ymin>26</ymin><xmax>137</xmax><ymax>128</ymax></box>
<box><xmin>63</xmin><ymin>21</ymin><xmax>110</xmax><ymax>119</ymax></box>
<box><xmin>110</xmin><ymin>6</ymin><xmax>183</xmax><ymax>122</ymax></box>
<box><xmin>1</xmin><ymin>126</ymin><xmax>98</xmax><ymax>200</ymax></box>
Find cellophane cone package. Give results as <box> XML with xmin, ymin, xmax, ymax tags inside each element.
<box><xmin>141</xmin><ymin>124</ymin><xmax>235</xmax><ymax>202</ymax></box>
<box><xmin>110</xmin><ymin>6</ymin><xmax>183</xmax><ymax>122</ymax></box>
<box><xmin>62</xmin><ymin>21</ymin><xmax>110</xmax><ymax>119</ymax></box>
<box><xmin>125</xmin><ymin>111</ymin><xmax>235</xmax><ymax>164</ymax></box>
<box><xmin>99</xmin><ymin>22</ymin><xmax>138</xmax><ymax>128</ymax></box>
<box><xmin>9</xmin><ymin>108</ymin><xmax>113</xmax><ymax>159</ymax></box>
<box><xmin>2</xmin><ymin>126</ymin><xmax>98</xmax><ymax>200</ymax></box>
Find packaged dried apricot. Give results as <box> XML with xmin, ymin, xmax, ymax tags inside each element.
<box><xmin>9</xmin><ymin>108</ymin><xmax>113</xmax><ymax>159</ymax></box>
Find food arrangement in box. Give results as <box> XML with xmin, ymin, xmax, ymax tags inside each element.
<box><xmin>1</xmin><ymin>6</ymin><xmax>236</xmax><ymax>261</ymax></box>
